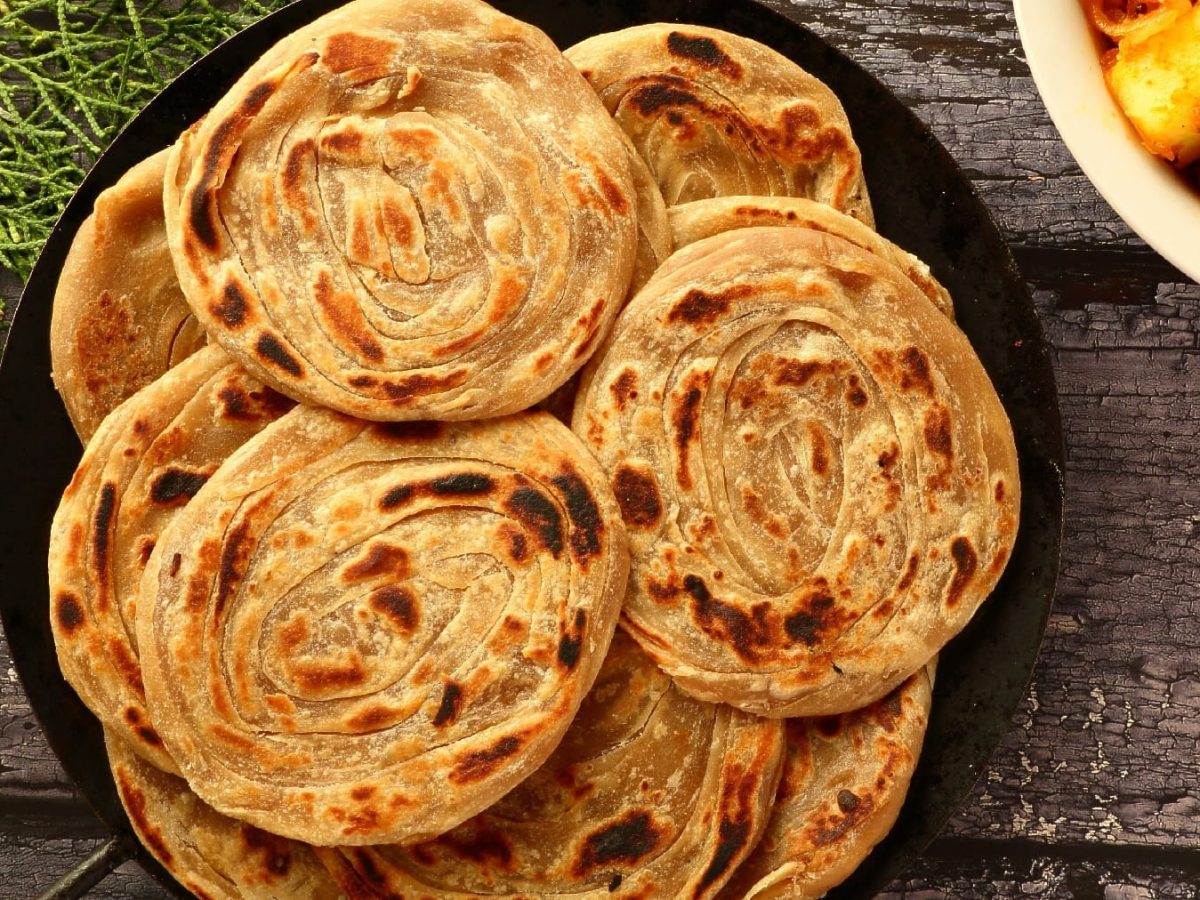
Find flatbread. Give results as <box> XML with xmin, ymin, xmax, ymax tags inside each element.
<box><xmin>566</xmin><ymin>24</ymin><xmax>872</xmax><ymax>222</ymax></box>
<box><xmin>106</xmin><ymin>729</ymin><xmax>341</xmax><ymax>899</ymax></box>
<box><xmin>137</xmin><ymin>408</ymin><xmax>629</xmax><ymax>846</ymax></box>
<box><xmin>721</xmin><ymin>664</ymin><xmax>935</xmax><ymax>899</ymax></box>
<box><xmin>50</xmin><ymin>148</ymin><xmax>206</xmax><ymax>441</ymax></box>
<box><xmin>574</xmin><ymin>226</ymin><xmax>1019</xmax><ymax>717</ymax></box>
<box><xmin>164</xmin><ymin>0</ymin><xmax>637</xmax><ymax>421</ymax></box>
<box><xmin>669</xmin><ymin>195</ymin><xmax>952</xmax><ymax>319</ymax></box>
<box><xmin>318</xmin><ymin>632</ymin><xmax>784</xmax><ymax>898</ymax></box>
<box><xmin>48</xmin><ymin>345</ymin><xmax>293</xmax><ymax>773</ymax></box>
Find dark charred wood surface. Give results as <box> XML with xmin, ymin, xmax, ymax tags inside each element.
<box><xmin>3</xmin><ymin>0</ymin><xmax>1200</xmax><ymax>896</ymax></box>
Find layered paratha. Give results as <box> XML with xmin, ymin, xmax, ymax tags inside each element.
<box><xmin>722</xmin><ymin>664</ymin><xmax>934</xmax><ymax>899</ymax></box>
<box><xmin>319</xmin><ymin>632</ymin><xmax>784</xmax><ymax>898</ymax></box>
<box><xmin>165</xmin><ymin>0</ymin><xmax>637</xmax><ymax>421</ymax></box>
<box><xmin>137</xmin><ymin>408</ymin><xmax>629</xmax><ymax>846</ymax></box>
<box><xmin>107</xmin><ymin>730</ymin><xmax>342</xmax><ymax>899</ymax></box>
<box><xmin>50</xmin><ymin>148</ymin><xmax>206</xmax><ymax>441</ymax></box>
<box><xmin>566</xmin><ymin>24</ymin><xmax>872</xmax><ymax>222</ymax></box>
<box><xmin>49</xmin><ymin>345</ymin><xmax>292</xmax><ymax>773</ymax></box>
<box><xmin>575</xmin><ymin>227</ymin><xmax>1018</xmax><ymax>717</ymax></box>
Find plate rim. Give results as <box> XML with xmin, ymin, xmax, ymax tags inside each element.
<box><xmin>0</xmin><ymin>0</ymin><xmax>1065</xmax><ymax>895</ymax></box>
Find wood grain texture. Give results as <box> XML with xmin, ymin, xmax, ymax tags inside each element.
<box><xmin>3</xmin><ymin>0</ymin><xmax>1199</xmax><ymax>896</ymax></box>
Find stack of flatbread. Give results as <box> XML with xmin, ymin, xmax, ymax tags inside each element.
<box><xmin>46</xmin><ymin>1</ymin><xmax>1019</xmax><ymax>896</ymax></box>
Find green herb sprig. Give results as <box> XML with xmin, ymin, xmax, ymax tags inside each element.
<box><xmin>0</xmin><ymin>0</ymin><xmax>292</xmax><ymax>322</ymax></box>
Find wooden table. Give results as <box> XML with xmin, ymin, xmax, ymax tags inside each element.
<box><xmin>3</xmin><ymin>0</ymin><xmax>1199</xmax><ymax>895</ymax></box>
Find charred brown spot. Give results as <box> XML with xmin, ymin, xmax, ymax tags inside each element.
<box><xmin>137</xmin><ymin>538</ymin><xmax>156</xmax><ymax>567</ymax></box>
<box><xmin>897</xmin><ymin>553</ymin><xmax>920</xmax><ymax>592</ymax></box>
<box><xmin>322</xmin><ymin>32</ymin><xmax>398</xmax><ymax>74</ymax></box>
<box><xmin>216</xmin><ymin>385</ymin><xmax>293</xmax><ymax>422</ymax></box>
<box><xmin>668</xmin><ymin>285</ymin><xmax>752</xmax><ymax>326</ymax></box>
<box><xmin>379</xmin><ymin>485</ymin><xmax>415</xmax><ymax>511</ymax></box>
<box><xmin>187</xmin><ymin>186</ymin><xmax>220</xmax><ymax>252</ymax></box>
<box><xmin>506</xmin><ymin>528</ymin><xmax>528</xmax><ymax>563</ymax></box>
<box><xmin>695</xmin><ymin>819</ymin><xmax>751</xmax><ymax>895</ymax></box>
<box><xmin>687</xmin><ymin>575</ymin><xmax>771</xmax><ymax>663</ymax></box>
<box><xmin>613</xmin><ymin>465</ymin><xmax>663</xmax><ymax>529</ymax></box>
<box><xmin>123</xmin><ymin>707</ymin><xmax>164</xmax><ymax>748</ymax></box>
<box><xmin>115</xmin><ymin>773</ymin><xmax>173</xmax><ymax>865</ymax></box>
<box><xmin>429</xmin><ymin>473</ymin><xmax>495</xmax><ymax>496</ymax></box>
<box><xmin>449</xmin><ymin>735</ymin><xmax>523</xmax><ymax>784</ymax></box>
<box><xmin>93</xmin><ymin>483</ymin><xmax>116</xmax><ymax>578</ymax></box>
<box><xmin>812</xmin><ymin>792</ymin><xmax>876</xmax><ymax>846</ymax></box>
<box><xmin>572</xmin><ymin>810</ymin><xmax>664</xmax><ymax>876</ymax></box>
<box><xmin>837</xmin><ymin>790</ymin><xmax>861</xmax><ymax>813</ymax></box>
<box><xmin>241</xmin><ymin>826</ymin><xmax>294</xmax><ymax>878</ymax></box>
<box><xmin>351</xmin><ymin>786</ymin><xmax>377</xmax><ymax>802</ymax></box>
<box><xmin>610</xmin><ymin>369</ymin><xmax>639</xmax><ymax>409</ymax></box>
<box><xmin>784</xmin><ymin>592</ymin><xmax>836</xmax><ymax>647</ymax></box>
<box><xmin>369</xmin><ymin>586</ymin><xmax>419</xmax><ymax>634</ymax></box>
<box><xmin>775</xmin><ymin>360</ymin><xmax>826</xmax><ymax>388</ymax></box>
<box><xmin>292</xmin><ymin>658</ymin><xmax>368</xmax><ymax>693</ymax></box>
<box><xmin>433</xmin><ymin>682</ymin><xmax>463</xmax><ymax>727</ymax></box>
<box><xmin>923</xmin><ymin>405</ymin><xmax>953</xmax><ymax>459</ymax></box>
<box><xmin>557</xmin><ymin>609</ymin><xmax>588</xmax><ymax>671</ymax></box>
<box><xmin>314</xmin><ymin>270</ymin><xmax>384</xmax><ymax>362</ymax></box>
<box><xmin>346</xmin><ymin>705</ymin><xmax>404</xmax><ymax>731</ymax></box>
<box><xmin>899</xmin><ymin>346</ymin><xmax>935</xmax><ymax>395</ymax></box>
<box><xmin>630</xmin><ymin>79</ymin><xmax>702</xmax><ymax>117</ymax></box>
<box><xmin>381</xmin><ymin>370</ymin><xmax>468</xmax><ymax>404</ymax></box>
<box><xmin>666</xmin><ymin>31</ymin><xmax>743</xmax><ymax>79</ymax></box>
<box><xmin>594</xmin><ymin>166</ymin><xmax>630</xmax><ymax>215</ymax></box>
<box><xmin>211</xmin><ymin>280</ymin><xmax>249</xmax><ymax>328</ymax></box>
<box><xmin>674</xmin><ymin>383</ymin><xmax>704</xmax><ymax>491</ymax></box>
<box><xmin>946</xmin><ymin>537</ymin><xmax>978</xmax><ymax>608</ymax></box>
<box><xmin>55</xmin><ymin>592</ymin><xmax>85</xmax><ymax>635</ymax></box>
<box><xmin>342</xmin><ymin>543</ymin><xmax>411</xmax><ymax>584</ymax></box>
<box><xmin>436</xmin><ymin>823</ymin><xmax>516</xmax><ymax>871</ymax></box>
<box><xmin>847</xmin><ymin>375</ymin><xmax>869</xmax><ymax>407</ymax></box>
<box><xmin>995</xmin><ymin>480</ymin><xmax>1006</xmax><ymax>503</ymax></box>
<box><xmin>815</xmin><ymin>716</ymin><xmax>845</xmax><ymax>739</ymax></box>
<box><xmin>108</xmin><ymin>637</ymin><xmax>144</xmax><ymax>694</ymax></box>
<box><xmin>375</xmin><ymin>421</ymin><xmax>445</xmax><ymax>442</ymax></box>
<box><xmin>282</xmin><ymin>138</ymin><xmax>313</xmax><ymax>196</ymax></box>
<box><xmin>255</xmin><ymin>333</ymin><xmax>304</xmax><ymax>377</ymax></box>
<box><xmin>552</xmin><ymin>469</ymin><xmax>603</xmax><ymax>562</ymax></box>
<box><xmin>149</xmin><ymin>468</ymin><xmax>210</xmax><ymax>506</ymax></box>
<box><xmin>505</xmin><ymin>487</ymin><xmax>564</xmax><ymax>556</ymax></box>
<box><xmin>809</xmin><ymin>425</ymin><xmax>829</xmax><ymax>476</ymax></box>
<box><xmin>168</xmin><ymin>553</ymin><xmax>182</xmax><ymax>578</ymax></box>
<box><xmin>322</xmin><ymin>127</ymin><xmax>364</xmax><ymax>155</ymax></box>
<box><xmin>213</xmin><ymin>520</ymin><xmax>253</xmax><ymax>626</ymax></box>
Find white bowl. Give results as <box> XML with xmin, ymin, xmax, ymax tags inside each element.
<box><xmin>1015</xmin><ymin>0</ymin><xmax>1200</xmax><ymax>281</ymax></box>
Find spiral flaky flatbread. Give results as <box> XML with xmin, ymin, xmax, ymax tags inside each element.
<box><xmin>137</xmin><ymin>408</ymin><xmax>629</xmax><ymax>846</ymax></box>
<box><xmin>319</xmin><ymin>632</ymin><xmax>783</xmax><ymax>898</ymax></box>
<box><xmin>575</xmin><ymin>227</ymin><xmax>1018</xmax><ymax>717</ymax></box>
<box><xmin>722</xmin><ymin>665</ymin><xmax>934</xmax><ymax>899</ymax></box>
<box><xmin>165</xmin><ymin>0</ymin><xmax>637</xmax><ymax>421</ymax></box>
<box><xmin>669</xmin><ymin>196</ymin><xmax>952</xmax><ymax>319</ymax></box>
<box><xmin>49</xmin><ymin>346</ymin><xmax>293</xmax><ymax>773</ymax></box>
<box><xmin>566</xmin><ymin>24</ymin><xmax>872</xmax><ymax>222</ymax></box>
<box><xmin>50</xmin><ymin>149</ymin><xmax>206</xmax><ymax>441</ymax></box>
<box><xmin>106</xmin><ymin>730</ymin><xmax>340</xmax><ymax>899</ymax></box>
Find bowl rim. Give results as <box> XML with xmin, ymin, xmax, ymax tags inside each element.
<box><xmin>1014</xmin><ymin>0</ymin><xmax>1200</xmax><ymax>283</ymax></box>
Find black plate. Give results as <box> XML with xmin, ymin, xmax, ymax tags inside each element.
<box><xmin>0</xmin><ymin>0</ymin><xmax>1065</xmax><ymax>895</ymax></box>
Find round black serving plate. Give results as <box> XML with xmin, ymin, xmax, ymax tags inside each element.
<box><xmin>0</xmin><ymin>0</ymin><xmax>1065</xmax><ymax>895</ymax></box>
